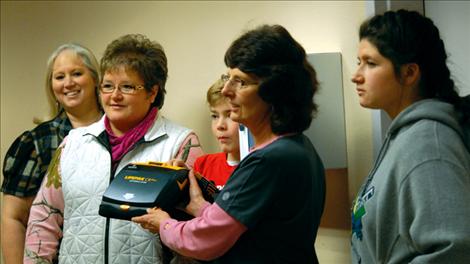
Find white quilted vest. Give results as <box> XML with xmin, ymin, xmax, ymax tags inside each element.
<box><xmin>59</xmin><ymin>115</ymin><xmax>191</xmax><ymax>264</ymax></box>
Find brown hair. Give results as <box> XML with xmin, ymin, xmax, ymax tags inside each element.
<box><xmin>224</xmin><ymin>24</ymin><xmax>319</xmax><ymax>134</ymax></box>
<box><xmin>101</xmin><ymin>34</ymin><xmax>168</xmax><ymax>109</ymax></box>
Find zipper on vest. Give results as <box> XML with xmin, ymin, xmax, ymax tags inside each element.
<box><xmin>105</xmin><ymin>144</ymin><xmax>112</xmax><ymax>264</ymax></box>
<box><xmin>92</xmin><ymin>127</ymin><xmax>175</xmax><ymax>263</ymax></box>
<box><xmin>105</xmin><ymin>217</ymin><xmax>110</xmax><ymax>264</ymax></box>
<box><xmin>102</xmin><ymin>134</ymin><xmax>147</xmax><ymax>263</ymax></box>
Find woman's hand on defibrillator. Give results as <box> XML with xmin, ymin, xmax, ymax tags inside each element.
<box><xmin>131</xmin><ymin>207</ymin><xmax>170</xmax><ymax>234</ymax></box>
<box><xmin>185</xmin><ymin>170</ymin><xmax>207</xmax><ymax>216</ymax></box>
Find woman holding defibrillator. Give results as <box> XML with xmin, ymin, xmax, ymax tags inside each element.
<box><xmin>133</xmin><ymin>25</ymin><xmax>326</xmax><ymax>263</ymax></box>
<box><xmin>24</xmin><ymin>34</ymin><xmax>204</xmax><ymax>264</ymax></box>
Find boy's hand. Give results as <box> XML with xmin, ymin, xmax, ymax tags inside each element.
<box><xmin>165</xmin><ymin>159</ymin><xmax>188</xmax><ymax>169</ymax></box>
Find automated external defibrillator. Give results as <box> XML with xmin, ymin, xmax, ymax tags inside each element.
<box><xmin>98</xmin><ymin>161</ymin><xmax>219</xmax><ymax>220</ymax></box>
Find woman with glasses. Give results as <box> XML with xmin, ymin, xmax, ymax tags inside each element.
<box><xmin>24</xmin><ymin>34</ymin><xmax>204</xmax><ymax>264</ymax></box>
<box><xmin>1</xmin><ymin>43</ymin><xmax>102</xmax><ymax>263</ymax></box>
<box><xmin>350</xmin><ymin>10</ymin><xmax>470</xmax><ymax>263</ymax></box>
<box><xmin>132</xmin><ymin>25</ymin><xmax>326</xmax><ymax>263</ymax></box>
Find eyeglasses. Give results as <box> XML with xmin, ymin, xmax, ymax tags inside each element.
<box><xmin>221</xmin><ymin>73</ymin><xmax>258</xmax><ymax>90</ymax></box>
<box><xmin>99</xmin><ymin>83</ymin><xmax>145</xmax><ymax>94</ymax></box>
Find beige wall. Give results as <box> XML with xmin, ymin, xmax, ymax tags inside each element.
<box><xmin>0</xmin><ymin>1</ymin><xmax>372</xmax><ymax>260</ymax></box>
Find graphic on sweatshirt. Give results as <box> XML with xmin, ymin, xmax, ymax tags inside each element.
<box><xmin>352</xmin><ymin>186</ymin><xmax>374</xmax><ymax>241</ymax></box>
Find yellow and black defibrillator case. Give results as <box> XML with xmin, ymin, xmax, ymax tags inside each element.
<box><xmin>98</xmin><ymin>161</ymin><xmax>189</xmax><ymax>220</ymax></box>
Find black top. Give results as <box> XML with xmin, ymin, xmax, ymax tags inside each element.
<box><xmin>214</xmin><ymin>134</ymin><xmax>325</xmax><ymax>264</ymax></box>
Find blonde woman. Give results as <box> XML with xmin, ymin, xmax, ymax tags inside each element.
<box><xmin>1</xmin><ymin>43</ymin><xmax>102</xmax><ymax>263</ymax></box>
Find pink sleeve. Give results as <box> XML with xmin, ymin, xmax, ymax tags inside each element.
<box><xmin>160</xmin><ymin>202</ymin><xmax>247</xmax><ymax>261</ymax></box>
<box><xmin>24</xmin><ymin>152</ymin><xmax>65</xmax><ymax>264</ymax></box>
<box><xmin>175</xmin><ymin>133</ymin><xmax>205</xmax><ymax>170</ymax></box>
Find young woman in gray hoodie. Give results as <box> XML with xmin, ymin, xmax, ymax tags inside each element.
<box><xmin>351</xmin><ymin>9</ymin><xmax>470</xmax><ymax>264</ymax></box>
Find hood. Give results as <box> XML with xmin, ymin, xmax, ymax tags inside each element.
<box><xmin>388</xmin><ymin>99</ymin><xmax>470</xmax><ymax>151</ymax></box>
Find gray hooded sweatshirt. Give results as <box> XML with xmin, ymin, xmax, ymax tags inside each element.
<box><xmin>351</xmin><ymin>99</ymin><xmax>470</xmax><ymax>264</ymax></box>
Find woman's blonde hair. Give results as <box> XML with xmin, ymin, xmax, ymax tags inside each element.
<box><xmin>38</xmin><ymin>43</ymin><xmax>100</xmax><ymax>123</ymax></box>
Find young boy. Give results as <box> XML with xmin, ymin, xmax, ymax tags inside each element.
<box><xmin>193</xmin><ymin>78</ymin><xmax>240</xmax><ymax>190</ymax></box>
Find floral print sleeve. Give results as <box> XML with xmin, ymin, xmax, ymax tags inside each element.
<box><xmin>24</xmin><ymin>145</ymin><xmax>65</xmax><ymax>264</ymax></box>
<box><xmin>175</xmin><ymin>133</ymin><xmax>204</xmax><ymax>169</ymax></box>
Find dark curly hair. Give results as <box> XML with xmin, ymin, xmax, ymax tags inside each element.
<box><xmin>224</xmin><ymin>24</ymin><xmax>319</xmax><ymax>134</ymax></box>
<box><xmin>359</xmin><ymin>9</ymin><xmax>470</xmax><ymax>121</ymax></box>
<box><xmin>101</xmin><ymin>34</ymin><xmax>168</xmax><ymax>109</ymax></box>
